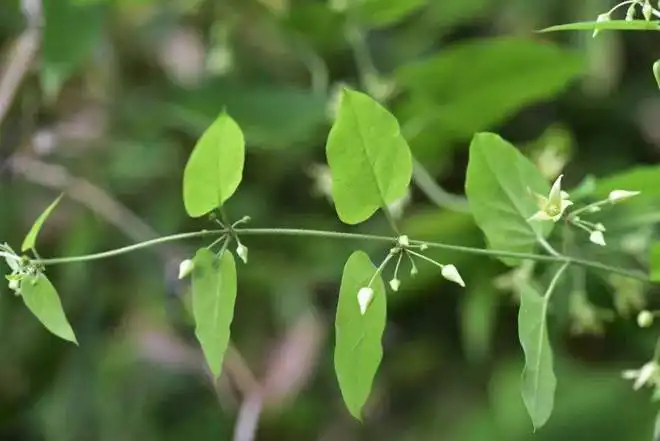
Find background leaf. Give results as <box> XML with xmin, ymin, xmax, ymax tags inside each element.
<box><xmin>192</xmin><ymin>248</ymin><xmax>237</xmax><ymax>378</ymax></box>
<box><xmin>650</xmin><ymin>243</ymin><xmax>660</xmax><ymax>282</ymax></box>
<box><xmin>326</xmin><ymin>88</ymin><xmax>412</xmax><ymax>224</ymax></box>
<box><xmin>183</xmin><ymin>113</ymin><xmax>245</xmax><ymax>218</ymax></box>
<box><xmin>465</xmin><ymin>133</ymin><xmax>551</xmax><ymax>265</ymax></box>
<box><xmin>356</xmin><ymin>0</ymin><xmax>427</xmax><ymax>28</ymax></box>
<box><xmin>518</xmin><ymin>282</ymin><xmax>556</xmax><ymax>430</ymax></box>
<box><xmin>21</xmin><ymin>194</ymin><xmax>63</xmax><ymax>252</ymax></box>
<box><xmin>395</xmin><ymin>37</ymin><xmax>584</xmax><ymax>141</ymax></box>
<box><xmin>20</xmin><ymin>274</ymin><xmax>77</xmax><ymax>345</ymax></box>
<box><xmin>42</xmin><ymin>0</ymin><xmax>107</xmax><ymax>100</ymax></box>
<box><xmin>334</xmin><ymin>250</ymin><xmax>387</xmax><ymax>420</ymax></box>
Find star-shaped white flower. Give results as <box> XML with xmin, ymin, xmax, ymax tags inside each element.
<box><xmin>622</xmin><ymin>361</ymin><xmax>660</xmax><ymax>390</ymax></box>
<box><xmin>528</xmin><ymin>175</ymin><xmax>573</xmax><ymax>222</ymax></box>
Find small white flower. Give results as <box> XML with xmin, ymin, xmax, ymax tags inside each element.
<box><xmin>622</xmin><ymin>361</ymin><xmax>659</xmax><ymax>390</ymax></box>
<box><xmin>594</xmin><ymin>13</ymin><xmax>610</xmax><ymax>37</ymax></box>
<box><xmin>528</xmin><ymin>174</ymin><xmax>573</xmax><ymax>222</ymax></box>
<box><xmin>637</xmin><ymin>310</ymin><xmax>654</xmax><ymax>328</ymax></box>
<box><xmin>608</xmin><ymin>190</ymin><xmax>640</xmax><ymax>203</ymax></box>
<box><xmin>397</xmin><ymin>235</ymin><xmax>410</xmax><ymax>247</ymax></box>
<box><xmin>389</xmin><ymin>278</ymin><xmax>401</xmax><ymax>292</ymax></box>
<box><xmin>236</xmin><ymin>243</ymin><xmax>248</xmax><ymax>264</ymax></box>
<box><xmin>441</xmin><ymin>264</ymin><xmax>465</xmax><ymax>287</ymax></box>
<box><xmin>589</xmin><ymin>230</ymin><xmax>606</xmax><ymax>246</ymax></box>
<box><xmin>178</xmin><ymin>259</ymin><xmax>194</xmax><ymax>279</ymax></box>
<box><xmin>357</xmin><ymin>287</ymin><xmax>375</xmax><ymax>315</ymax></box>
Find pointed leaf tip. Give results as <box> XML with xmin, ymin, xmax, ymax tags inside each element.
<box><xmin>22</xmin><ymin>194</ymin><xmax>64</xmax><ymax>252</ymax></box>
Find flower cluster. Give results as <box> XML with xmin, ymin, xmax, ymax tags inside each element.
<box><xmin>356</xmin><ymin>235</ymin><xmax>465</xmax><ymax>316</ymax></box>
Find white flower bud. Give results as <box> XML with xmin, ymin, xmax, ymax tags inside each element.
<box><xmin>608</xmin><ymin>190</ymin><xmax>640</xmax><ymax>203</ymax></box>
<box><xmin>357</xmin><ymin>287</ymin><xmax>375</xmax><ymax>315</ymax></box>
<box><xmin>594</xmin><ymin>223</ymin><xmax>606</xmax><ymax>232</ymax></box>
<box><xmin>419</xmin><ymin>243</ymin><xmax>428</xmax><ymax>251</ymax></box>
<box><xmin>236</xmin><ymin>243</ymin><xmax>248</xmax><ymax>264</ymax></box>
<box><xmin>8</xmin><ymin>278</ymin><xmax>20</xmax><ymax>292</ymax></box>
<box><xmin>389</xmin><ymin>278</ymin><xmax>401</xmax><ymax>292</ymax></box>
<box><xmin>594</xmin><ymin>13</ymin><xmax>610</xmax><ymax>37</ymax></box>
<box><xmin>638</xmin><ymin>310</ymin><xmax>654</xmax><ymax>328</ymax></box>
<box><xmin>178</xmin><ymin>259</ymin><xmax>194</xmax><ymax>279</ymax></box>
<box><xmin>397</xmin><ymin>235</ymin><xmax>410</xmax><ymax>247</ymax></box>
<box><xmin>644</xmin><ymin>0</ymin><xmax>653</xmax><ymax>20</ymax></box>
<box><xmin>589</xmin><ymin>230</ymin><xmax>606</xmax><ymax>246</ymax></box>
<box><xmin>441</xmin><ymin>264</ymin><xmax>465</xmax><ymax>287</ymax></box>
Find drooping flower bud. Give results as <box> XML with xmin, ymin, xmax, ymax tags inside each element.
<box><xmin>608</xmin><ymin>190</ymin><xmax>640</xmax><ymax>203</ymax></box>
<box><xmin>236</xmin><ymin>243</ymin><xmax>248</xmax><ymax>264</ymax></box>
<box><xmin>178</xmin><ymin>259</ymin><xmax>194</xmax><ymax>279</ymax></box>
<box><xmin>637</xmin><ymin>310</ymin><xmax>654</xmax><ymax>328</ymax></box>
<box><xmin>441</xmin><ymin>264</ymin><xmax>465</xmax><ymax>287</ymax></box>
<box><xmin>389</xmin><ymin>278</ymin><xmax>401</xmax><ymax>292</ymax></box>
<box><xmin>357</xmin><ymin>287</ymin><xmax>375</xmax><ymax>315</ymax></box>
<box><xmin>589</xmin><ymin>230</ymin><xmax>606</xmax><ymax>246</ymax></box>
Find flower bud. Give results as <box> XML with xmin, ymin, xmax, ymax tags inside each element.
<box><xmin>8</xmin><ymin>278</ymin><xmax>20</xmax><ymax>292</ymax></box>
<box><xmin>594</xmin><ymin>223</ymin><xmax>606</xmax><ymax>232</ymax></box>
<box><xmin>389</xmin><ymin>278</ymin><xmax>401</xmax><ymax>292</ymax></box>
<box><xmin>638</xmin><ymin>310</ymin><xmax>654</xmax><ymax>328</ymax></box>
<box><xmin>594</xmin><ymin>13</ymin><xmax>610</xmax><ymax>37</ymax></box>
<box><xmin>236</xmin><ymin>243</ymin><xmax>248</xmax><ymax>264</ymax></box>
<box><xmin>608</xmin><ymin>190</ymin><xmax>640</xmax><ymax>203</ymax></box>
<box><xmin>589</xmin><ymin>230</ymin><xmax>606</xmax><ymax>246</ymax></box>
<box><xmin>178</xmin><ymin>259</ymin><xmax>194</xmax><ymax>279</ymax></box>
<box><xmin>357</xmin><ymin>287</ymin><xmax>375</xmax><ymax>315</ymax></box>
<box><xmin>643</xmin><ymin>1</ymin><xmax>653</xmax><ymax>21</ymax></box>
<box><xmin>419</xmin><ymin>243</ymin><xmax>429</xmax><ymax>251</ymax></box>
<box><xmin>441</xmin><ymin>264</ymin><xmax>465</xmax><ymax>287</ymax></box>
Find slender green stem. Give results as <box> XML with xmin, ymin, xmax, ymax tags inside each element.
<box><xmin>544</xmin><ymin>262</ymin><xmax>570</xmax><ymax>301</ymax></box>
<box><xmin>367</xmin><ymin>252</ymin><xmax>395</xmax><ymax>287</ymax></box>
<box><xmin>406</xmin><ymin>248</ymin><xmax>446</xmax><ymax>270</ymax></box>
<box><xmin>28</xmin><ymin>227</ymin><xmax>648</xmax><ymax>281</ymax></box>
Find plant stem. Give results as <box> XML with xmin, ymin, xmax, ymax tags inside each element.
<box><xmin>28</xmin><ymin>227</ymin><xmax>649</xmax><ymax>281</ymax></box>
<box><xmin>544</xmin><ymin>262</ymin><xmax>570</xmax><ymax>301</ymax></box>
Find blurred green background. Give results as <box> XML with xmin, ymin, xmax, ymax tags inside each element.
<box><xmin>1</xmin><ymin>0</ymin><xmax>660</xmax><ymax>440</ymax></box>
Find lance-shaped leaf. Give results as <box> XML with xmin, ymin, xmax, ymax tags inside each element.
<box><xmin>518</xmin><ymin>282</ymin><xmax>556</xmax><ymax>430</ymax></box>
<box><xmin>465</xmin><ymin>133</ymin><xmax>552</xmax><ymax>266</ymax></box>
<box><xmin>334</xmin><ymin>250</ymin><xmax>386</xmax><ymax>420</ymax></box>
<box><xmin>192</xmin><ymin>248</ymin><xmax>237</xmax><ymax>378</ymax></box>
<box><xmin>22</xmin><ymin>194</ymin><xmax>63</xmax><ymax>252</ymax></box>
<box><xmin>20</xmin><ymin>274</ymin><xmax>77</xmax><ymax>344</ymax></box>
<box><xmin>326</xmin><ymin>88</ymin><xmax>412</xmax><ymax>225</ymax></box>
<box><xmin>540</xmin><ymin>20</ymin><xmax>660</xmax><ymax>33</ymax></box>
<box><xmin>183</xmin><ymin>112</ymin><xmax>245</xmax><ymax>218</ymax></box>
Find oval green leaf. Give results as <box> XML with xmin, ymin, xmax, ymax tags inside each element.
<box><xmin>20</xmin><ymin>273</ymin><xmax>77</xmax><ymax>344</ymax></box>
<box><xmin>518</xmin><ymin>282</ymin><xmax>556</xmax><ymax>430</ymax></box>
<box><xmin>334</xmin><ymin>250</ymin><xmax>386</xmax><ymax>420</ymax></box>
<box><xmin>183</xmin><ymin>112</ymin><xmax>245</xmax><ymax>218</ymax></box>
<box><xmin>192</xmin><ymin>248</ymin><xmax>237</xmax><ymax>378</ymax></box>
<box><xmin>326</xmin><ymin>88</ymin><xmax>412</xmax><ymax>225</ymax></box>
<box><xmin>465</xmin><ymin>133</ymin><xmax>552</xmax><ymax>266</ymax></box>
<box><xmin>22</xmin><ymin>194</ymin><xmax>64</xmax><ymax>252</ymax></box>
<box><xmin>540</xmin><ymin>20</ymin><xmax>660</xmax><ymax>33</ymax></box>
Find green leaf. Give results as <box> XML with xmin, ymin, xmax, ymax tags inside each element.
<box><xmin>592</xmin><ymin>166</ymin><xmax>655</xmax><ymax>198</ymax></box>
<box><xmin>22</xmin><ymin>194</ymin><xmax>63</xmax><ymax>252</ymax></box>
<box><xmin>183</xmin><ymin>112</ymin><xmax>245</xmax><ymax>218</ymax></box>
<box><xmin>650</xmin><ymin>243</ymin><xmax>660</xmax><ymax>282</ymax></box>
<box><xmin>191</xmin><ymin>248</ymin><xmax>237</xmax><ymax>378</ymax></box>
<box><xmin>395</xmin><ymin>38</ymin><xmax>584</xmax><ymax>140</ymax></box>
<box><xmin>465</xmin><ymin>133</ymin><xmax>551</xmax><ymax>266</ymax></box>
<box><xmin>20</xmin><ymin>273</ymin><xmax>77</xmax><ymax>344</ymax></box>
<box><xmin>540</xmin><ymin>20</ymin><xmax>660</xmax><ymax>33</ymax></box>
<box><xmin>42</xmin><ymin>0</ymin><xmax>107</xmax><ymax>100</ymax></box>
<box><xmin>334</xmin><ymin>250</ymin><xmax>386</xmax><ymax>420</ymax></box>
<box><xmin>326</xmin><ymin>88</ymin><xmax>412</xmax><ymax>224</ymax></box>
<box><xmin>518</xmin><ymin>282</ymin><xmax>556</xmax><ymax>430</ymax></box>
<box><xmin>356</xmin><ymin>0</ymin><xmax>427</xmax><ymax>27</ymax></box>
